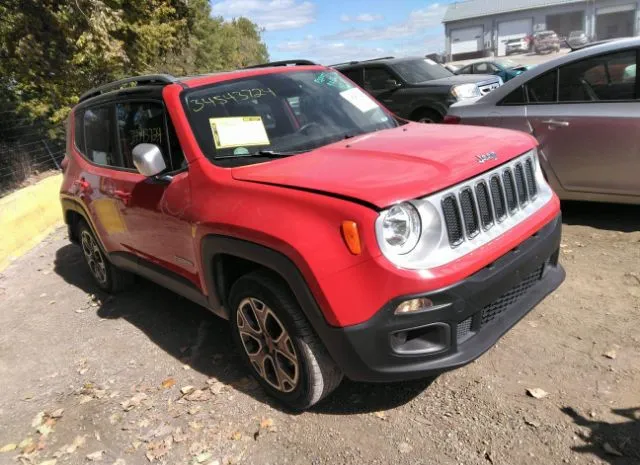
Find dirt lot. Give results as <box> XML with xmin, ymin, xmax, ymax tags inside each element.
<box><xmin>0</xmin><ymin>202</ymin><xmax>639</xmax><ymax>465</ymax></box>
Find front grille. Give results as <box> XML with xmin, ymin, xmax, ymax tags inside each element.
<box><xmin>441</xmin><ymin>154</ymin><xmax>539</xmax><ymax>247</ymax></box>
<box><xmin>481</xmin><ymin>264</ymin><xmax>544</xmax><ymax>326</ymax></box>
<box><xmin>442</xmin><ymin>196</ymin><xmax>464</xmax><ymax>245</ymax></box>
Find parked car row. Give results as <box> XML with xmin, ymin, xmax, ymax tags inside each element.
<box><xmin>445</xmin><ymin>37</ymin><xmax>639</xmax><ymax>205</ymax></box>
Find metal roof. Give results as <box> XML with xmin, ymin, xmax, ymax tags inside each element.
<box><xmin>443</xmin><ymin>0</ymin><xmax>586</xmax><ymax>23</ymax></box>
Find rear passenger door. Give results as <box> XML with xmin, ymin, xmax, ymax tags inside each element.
<box><xmin>526</xmin><ymin>48</ymin><xmax>640</xmax><ymax>196</ymax></box>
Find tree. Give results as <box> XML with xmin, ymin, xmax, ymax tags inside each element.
<box><xmin>0</xmin><ymin>0</ymin><xmax>269</xmax><ymax>137</ymax></box>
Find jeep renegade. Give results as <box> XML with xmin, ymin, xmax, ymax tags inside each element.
<box><xmin>60</xmin><ymin>60</ymin><xmax>565</xmax><ymax>409</ymax></box>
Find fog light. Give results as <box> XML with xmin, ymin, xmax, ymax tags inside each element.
<box><xmin>394</xmin><ymin>298</ymin><xmax>433</xmax><ymax>315</ymax></box>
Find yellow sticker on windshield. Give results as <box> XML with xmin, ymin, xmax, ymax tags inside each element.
<box><xmin>209</xmin><ymin>116</ymin><xmax>270</xmax><ymax>149</ymax></box>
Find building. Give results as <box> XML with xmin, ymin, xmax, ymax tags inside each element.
<box><xmin>443</xmin><ymin>0</ymin><xmax>639</xmax><ymax>60</ymax></box>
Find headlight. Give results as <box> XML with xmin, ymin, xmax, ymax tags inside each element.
<box><xmin>379</xmin><ymin>202</ymin><xmax>421</xmax><ymax>255</ymax></box>
<box><xmin>451</xmin><ymin>83</ymin><xmax>481</xmax><ymax>100</ymax></box>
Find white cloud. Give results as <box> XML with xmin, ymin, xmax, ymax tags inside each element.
<box><xmin>211</xmin><ymin>0</ymin><xmax>316</xmax><ymax>31</ymax></box>
<box><xmin>355</xmin><ymin>13</ymin><xmax>383</xmax><ymax>22</ymax></box>
<box><xmin>340</xmin><ymin>14</ymin><xmax>350</xmax><ymax>22</ymax></box>
<box><xmin>276</xmin><ymin>37</ymin><xmax>387</xmax><ymax>65</ymax></box>
<box><xmin>327</xmin><ymin>3</ymin><xmax>447</xmax><ymax>41</ymax></box>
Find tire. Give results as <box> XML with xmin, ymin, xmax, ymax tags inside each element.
<box><xmin>229</xmin><ymin>270</ymin><xmax>343</xmax><ymax>410</ymax></box>
<box><xmin>77</xmin><ymin>221</ymin><xmax>134</xmax><ymax>293</ymax></box>
<box><xmin>412</xmin><ymin>108</ymin><xmax>442</xmax><ymax>124</ymax></box>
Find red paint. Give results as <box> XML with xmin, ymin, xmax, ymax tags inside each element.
<box><xmin>61</xmin><ymin>65</ymin><xmax>561</xmax><ymax>329</ymax></box>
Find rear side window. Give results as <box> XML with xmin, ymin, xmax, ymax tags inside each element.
<box><xmin>74</xmin><ymin>110</ymin><xmax>85</xmax><ymax>152</ymax></box>
<box><xmin>527</xmin><ymin>70</ymin><xmax>557</xmax><ymax>103</ymax></box>
<box><xmin>501</xmin><ymin>86</ymin><xmax>527</xmax><ymax>105</ymax></box>
<box><xmin>84</xmin><ymin>106</ymin><xmax>120</xmax><ymax>167</ymax></box>
<box><xmin>558</xmin><ymin>49</ymin><xmax>637</xmax><ymax>102</ymax></box>
<box><xmin>363</xmin><ymin>67</ymin><xmax>395</xmax><ymax>90</ymax></box>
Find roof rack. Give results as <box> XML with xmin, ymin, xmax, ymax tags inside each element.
<box><xmin>79</xmin><ymin>74</ymin><xmax>178</xmax><ymax>102</ymax></box>
<box><xmin>244</xmin><ymin>60</ymin><xmax>317</xmax><ymax>69</ymax></box>
<box><xmin>330</xmin><ymin>56</ymin><xmax>395</xmax><ymax>67</ymax></box>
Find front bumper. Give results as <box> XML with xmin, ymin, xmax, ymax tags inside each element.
<box><xmin>322</xmin><ymin>213</ymin><xmax>564</xmax><ymax>382</ymax></box>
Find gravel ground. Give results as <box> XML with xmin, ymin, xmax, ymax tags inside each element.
<box><xmin>0</xmin><ymin>201</ymin><xmax>639</xmax><ymax>465</ymax></box>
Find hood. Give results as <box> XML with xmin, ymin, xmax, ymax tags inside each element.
<box><xmin>231</xmin><ymin>123</ymin><xmax>537</xmax><ymax>209</ymax></box>
<box><xmin>418</xmin><ymin>74</ymin><xmax>499</xmax><ymax>86</ymax></box>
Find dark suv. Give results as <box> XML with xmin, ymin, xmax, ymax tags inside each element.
<box><xmin>333</xmin><ymin>56</ymin><xmax>503</xmax><ymax>123</ymax></box>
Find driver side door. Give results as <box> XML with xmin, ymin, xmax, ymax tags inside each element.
<box><xmin>526</xmin><ymin>48</ymin><xmax>640</xmax><ymax>197</ymax></box>
<box><xmin>362</xmin><ymin>66</ymin><xmax>404</xmax><ymax>114</ymax></box>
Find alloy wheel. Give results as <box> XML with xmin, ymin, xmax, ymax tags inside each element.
<box><xmin>80</xmin><ymin>230</ymin><xmax>108</xmax><ymax>285</ymax></box>
<box><xmin>236</xmin><ymin>297</ymin><xmax>299</xmax><ymax>393</ymax></box>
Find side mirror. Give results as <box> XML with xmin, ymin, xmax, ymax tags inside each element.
<box><xmin>385</xmin><ymin>79</ymin><xmax>401</xmax><ymax>90</ymax></box>
<box><xmin>132</xmin><ymin>144</ymin><xmax>166</xmax><ymax>177</ymax></box>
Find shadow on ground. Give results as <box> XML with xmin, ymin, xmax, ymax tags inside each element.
<box><xmin>563</xmin><ymin>406</ymin><xmax>640</xmax><ymax>464</ymax></box>
<box><xmin>53</xmin><ymin>243</ymin><xmax>432</xmax><ymax>414</ymax></box>
<box><xmin>561</xmin><ymin>201</ymin><xmax>640</xmax><ymax>233</ymax></box>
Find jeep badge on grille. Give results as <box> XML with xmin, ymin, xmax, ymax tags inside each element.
<box><xmin>476</xmin><ymin>152</ymin><xmax>498</xmax><ymax>164</ymax></box>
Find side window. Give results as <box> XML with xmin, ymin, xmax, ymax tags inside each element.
<box><xmin>74</xmin><ymin>110</ymin><xmax>85</xmax><ymax>153</ymax></box>
<box><xmin>501</xmin><ymin>86</ymin><xmax>527</xmax><ymax>105</ymax></box>
<box><xmin>84</xmin><ymin>106</ymin><xmax>120</xmax><ymax>167</ymax></box>
<box><xmin>559</xmin><ymin>49</ymin><xmax>637</xmax><ymax>102</ymax></box>
<box><xmin>363</xmin><ymin>67</ymin><xmax>394</xmax><ymax>90</ymax></box>
<box><xmin>526</xmin><ymin>70</ymin><xmax>557</xmax><ymax>103</ymax></box>
<box><xmin>341</xmin><ymin>69</ymin><xmax>363</xmax><ymax>85</ymax></box>
<box><xmin>459</xmin><ymin>65</ymin><xmax>472</xmax><ymax>74</ymax></box>
<box><xmin>474</xmin><ymin>63</ymin><xmax>489</xmax><ymax>74</ymax></box>
<box><xmin>116</xmin><ymin>102</ymin><xmax>172</xmax><ymax>171</ymax></box>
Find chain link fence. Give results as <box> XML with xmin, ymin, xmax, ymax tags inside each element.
<box><xmin>0</xmin><ymin>109</ymin><xmax>65</xmax><ymax>196</ymax></box>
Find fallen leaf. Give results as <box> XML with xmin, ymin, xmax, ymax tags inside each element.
<box><xmin>131</xmin><ymin>441</ymin><xmax>142</xmax><ymax>451</ymax></box>
<box><xmin>259</xmin><ymin>418</ymin><xmax>274</xmax><ymax>429</ymax></box>
<box><xmin>0</xmin><ymin>443</ymin><xmax>17</xmax><ymax>452</ymax></box>
<box><xmin>37</xmin><ymin>424</ymin><xmax>54</xmax><ymax>437</ymax></box>
<box><xmin>172</xmin><ymin>428</ymin><xmax>187</xmax><ymax>443</ymax></box>
<box><xmin>121</xmin><ymin>393</ymin><xmax>147</xmax><ymax>411</ymax></box>
<box><xmin>32</xmin><ymin>412</ymin><xmax>45</xmax><ymax>427</ymax></box>
<box><xmin>524</xmin><ymin>418</ymin><xmax>540</xmax><ymax>428</ymax></box>
<box><xmin>19</xmin><ymin>437</ymin><xmax>34</xmax><ymax>449</ymax></box>
<box><xmin>230</xmin><ymin>432</ymin><xmax>242</xmax><ymax>441</ymax></box>
<box><xmin>161</xmin><ymin>378</ymin><xmax>175</xmax><ymax>389</ymax></box>
<box><xmin>603</xmin><ymin>442</ymin><xmax>623</xmax><ymax>457</ymax></box>
<box><xmin>398</xmin><ymin>442</ymin><xmax>412</xmax><ymax>454</ymax></box>
<box><xmin>373</xmin><ymin>411</ymin><xmax>386</xmax><ymax>420</ymax></box>
<box><xmin>526</xmin><ymin>388</ymin><xmax>549</xmax><ymax>399</ymax></box>
<box><xmin>195</xmin><ymin>452</ymin><xmax>212</xmax><ymax>463</ymax></box>
<box><xmin>180</xmin><ymin>385</ymin><xmax>195</xmax><ymax>395</ymax></box>
<box><xmin>49</xmin><ymin>408</ymin><xmax>64</xmax><ymax>419</ymax></box>
<box><xmin>37</xmin><ymin>460</ymin><xmax>57</xmax><ymax>465</ymax></box>
<box><xmin>65</xmin><ymin>435</ymin><xmax>86</xmax><ymax>454</ymax></box>
<box><xmin>86</xmin><ymin>450</ymin><xmax>105</xmax><ymax>461</ymax></box>
<box><xmin>603</xmin><ymin>349</ymin><xmax>617</xmax><ymax>360</ymax></box>
<box><xmin>209</xmin><ymin>382</ymin><xmax>224</xmax><ymax>395</ymax></box>
<box><xmin>23</xmin><ymin>443</ymin><xmax>37</xmax><ymax>455</ymax></box>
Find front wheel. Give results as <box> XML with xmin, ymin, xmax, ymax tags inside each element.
<box><xmin>229</xmin><ymin>271</ymin><xmax>343</xmax><ymax>410</ymax></box>
<box><xmin>412</xmin><ymin>108</ymin><xmax>442</xmax><ymax>124</ymax></box>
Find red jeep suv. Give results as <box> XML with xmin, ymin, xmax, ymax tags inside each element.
<box><xmin>60</xmin><ymin>60</ymin><xmax>564</xmax><ymax>409</ymax></box>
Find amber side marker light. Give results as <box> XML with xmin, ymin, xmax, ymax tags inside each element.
<box><xmin>341</xmin><ymin>221</ymin><xmax>362</xmax><ymax>255</ymax></box>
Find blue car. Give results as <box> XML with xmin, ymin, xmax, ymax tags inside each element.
<box><xmin>456</xmin><ymin>59</ymin><xmax>535</xmax><ymax>82</ymax></box>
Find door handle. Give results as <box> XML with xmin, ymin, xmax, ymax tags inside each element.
<box><xmin>542</xmin><ymin>119</ymin><xmax>570</xmax><ymax>128</ymax></box>
<box><xmin>113</xmin><ymin>190</ymin><xmax>132</xmax><ymax>205</ymax></box>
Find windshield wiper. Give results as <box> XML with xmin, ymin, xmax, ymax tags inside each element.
<box><xmin>254</xmin><ymin>149</ymin><xmax>307</xmax><ymax>158</ymax></box>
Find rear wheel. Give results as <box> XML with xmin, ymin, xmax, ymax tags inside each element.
<box><xmin>412</xmin><ymin>108</ymin><xmax>442</xmax><ymax>124</ymax></box>
<box><xmin>77</xmin><ymin>221</ymin><xmax>134</xmax><ymax>293</ymax></box>
<box><xmin>229</xmin><ymin>271</ymin><xmax>343</xmax><ymax>410</ymax></box>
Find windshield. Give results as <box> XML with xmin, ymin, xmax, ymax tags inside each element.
<box><xmin>183</xmin><ymin>70</ymin><xmax>398</xmax><ymax>165</ymax></box>
<box><xmin>391</xmin><ymin>58</ymin><xmax>453</xmax><ymax>84</ymax></box>
<box><xmin>496</xmin><ymin>59</ymin><xmax>518</xmax><ymax>68</ymax></box>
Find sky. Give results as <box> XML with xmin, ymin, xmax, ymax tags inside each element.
<box><xmin>210</xmin><ymin>0</ymin><xmax>455</xmax><ymax>65</ymax></box>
